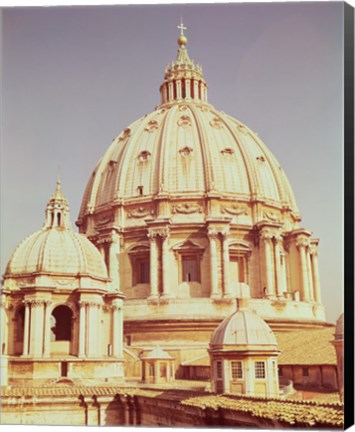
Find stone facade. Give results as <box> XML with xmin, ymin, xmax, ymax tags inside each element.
<box><xmin>1</xmin><ymin>181</ymin><xmax>125</xmax><ymax>385</ymax></box>
<box><xmin>75</xmin><ymin>23</ymin><xmax>326</xmax><ymax>373</ymax></box>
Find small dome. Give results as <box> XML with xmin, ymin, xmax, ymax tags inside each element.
<box><xmin>141</xmin><ymin>346</ymin><xmax>174</xmax><ymax>360</ymax></box>
<box><xmin>4</xmin><ymin>180</ymin><xmax>108</xmax><ymax>282</ymax></box>
<box><xmin>5</xmin><ymin>229</ymin><xmax>107</xmax><ymax>280</ymax></box>
<box><xmin>335</xmin><ymin>313</ymin><xmax>344</xmax><ymax>340</ymax></box>
<box><xmin>210</xmin><ymin>308</ymin><xmax>277</xmax><ymax>348</ymax></box>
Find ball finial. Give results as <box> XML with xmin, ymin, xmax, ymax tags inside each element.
<box><xmin>178</xmin><ymin>35</ymin><xmax>188</xmax><ymax>47</ymax></box>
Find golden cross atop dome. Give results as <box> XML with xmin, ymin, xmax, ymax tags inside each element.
<box><xmin>178</xmin><ymin>19</ymin><xmax>187</xmax><ymax>36</ymax></box>
<box><xmin>177</xmin><ymin>19</ymin><xmax>188</xmax><ymax>47</ymax></box>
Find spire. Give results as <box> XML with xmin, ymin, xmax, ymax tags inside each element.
<box><xmin>44</xmin><ymin>177</ymin><xmax>71</xmax><ymax>229</ymax></box>
<box><xmin>159</xmin><ymin>21</ymin><xmax>208</xmax><ymax>105</ymax></box>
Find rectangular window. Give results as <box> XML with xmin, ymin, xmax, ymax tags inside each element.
<box><xmin>182</xmin><ymin>256</ymin><xmax>198</xmax><ymax>282</ymax></box>
<box><xmin>216</xmin><ymin>361</ymin><xmax>223</xmax><ymax>379</ymax></box>
<box><xmin>302</xmin><ymin>367</ymin><xmax>309</xmax><ymax>377</ymax></box>
<box><xmin>255</xmin><ymin>361</ymin><xmax>266</xmax><ymax>379</ymax></box>
<box><xmin>231</xmin><ymin>361</ymin><xmax>243</xmax><ymax>379</ymax></box>
<box><xmin>279</xmin><ymin>366</ymin><xmax>283</xmax><ymax>377</ymax></box>
<box><xmin>138</xmin><ymin>259</ymin><xmax>150</xmax><ymax>283</ymax></box>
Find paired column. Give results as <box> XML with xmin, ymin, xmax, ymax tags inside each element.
<box><xmin>28</xmin><ymin>299</ymin><xmax>45</xmax><ymax>357</ymax></box>
<box><xmin>310</xmin><ymin>246</ymin><xmax>322</xmax><ymax>303</ymax></box>
<box><xmin>208</xmin><ymin>229</ymin><xmax>219</xmax><ymax>298</ymax></box>
<box><xmin>147</xmin><ymin>225</ymin><xmax>171</xmax><ymax>299</ymax></box>
<box><xmin>148</xmin><ymin>231</ymin><xmax>159</xmax><ymax>299</ymax></box>
<box><xmin>306</xmin><ymin>247</ymin><xmax>314</xmax><ymax>301</ymax></box>
<box><xmin>112</xmin><ymin>301</ymin><xmax>123</xmax><ymax>358</ymax></box>
<box><xmin>109</xmin><ymin>232</ymin><xmax>121</xmax><ymax>292</ymax></box>
<box><xmin>161</xmin><ymin>229</ymin><xmax>171</xmax><ymax>298</ymax></box>
<box><xmin>296</xmin><ymin>238</ymin><xmax>310</xmax><ymax>301</ymax></box>
<box><xmin>78</xmin><ymin>300</ymin><xmax>102</xmax><ymax>358</ymax></box>
<box><xmin>274</xmin><ymin>236</ymin><xmax>285</xmax><ymax>298</ymax></box>
<box><xmin>260</xmin><ymin>231</ymin><xmax>275</xmax><ymax>298</ymax></box>
<box><xmin>78</xmin><ymin>301</ymin><xmax>86</xmax><ymax>357</ymax></box>
<box><xmin>43</xmin><ymin>300</ymin><xmax>52</xmax><ymax>357</ymax></box>
<box><xmin>221</xmin><ymin>231</ymin><xmax>231</xmax><ymax>297</ymax></box>
<box><xmin>0</xmin><ymin>297</ymin><xmax>9</xmax><ymax>355</ymax></box>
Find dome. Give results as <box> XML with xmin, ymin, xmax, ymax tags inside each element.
<box><xmin>77</xmin><ymin>33</ymin><xmax>300</xmax><ymax>226</ymax></box>
<box><xmin>4</xmin><ymin>180</ymin><xmax>108</xmax><ymax>281</ymax></box>
<box><xmin>210</xmin><ymin>307</ymin><xmax>278</xmax><ymax>348</ymax></box>
<box><xmin>335</xmin><ymin>313</ymin><xmax>344</xmax><ymax>340</ymax></box>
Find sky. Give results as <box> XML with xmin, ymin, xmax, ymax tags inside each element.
<box><xmin>1</xmin><ymin>2</ymin><xmax>345</xmax><ymax>323</ymax></box>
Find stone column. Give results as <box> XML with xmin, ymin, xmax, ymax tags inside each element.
<box><xmin>185</xmin><ymin>78</ymin><xmax>191</xmax><ymax>99</ymax></box>
<box><xmin>261</xmin><ymin>230</ymin><xmax>275</xmax><ymax>297</ymax></box>
<box><xmin>148</xmin><ymin>231</ymin><xmax>159</xmax><ymax>299</ymax></box>
<box><xmin>0</xmin><ymin>297</ymin><xmax>7</xmax><ymax>355</ymax></box>
<box><xmin>208</xmin><ymin>229</ymin><xmax>219</xmax><ymax>298</ymax></box>
<box><xmin>168</xmin><ymin>82</ymin><xmax>174</xmax><ymax>101</ymax></box>
<box><xmin>306</xmin><ymin>247</ymin><xmax>314</xmax><ymax>302</ymax></box>
<box><xmin>43</xmin><ymin>300</ymin><xmax>52</xmax><ymax>357</ymax></box>
<box><xmin>86</xmin><ymin>301</ymin><xmax>101</xmax><ymax>358</ymax></box>
<box><xmin>281</xmin><ymin>252</ymin><xmax>288</xmax><ymax>297</ymax></box>
<box><xmin>296</xmin><ymin>238</ymin><xmax>310</xmax><ymax>301</ymax></box>
<box><xmin>22</xmin><ymin>300</ymin><xmax>30</xmax><ymax>356</ymax></box>
<box><xmin>78</xmin><ymin>301</ymin><xmax>87</xmax><ymax>357</ymax></box>
<box><xmin>109</xmin><ymin>232</ymin><xmax>121</xmax><ymax>292</ymax></box>
<box><xmin>161</xmin><ymin>229</ymin><xmax>171</xmax><ymax>298</ymax></box>
<box><xmin>29</xmin><ymin>299</ymin><xmax>45</xmax><ymax>357</ymax></box>
<box><xmin>176</xmin><ymin>79</ymin><xmax>182</xmax><ymax>99</ymax></box>
<box><xmin>112</xmin><ymin>301</ymin><xmax>123</xmax><ymax>358</ymax></box>
<box><xmin>194</xmin><ymin>80</ymin><xmax>199</xmax><ymax>101</ymax></box>
<box><xmin>274</xmin><ymin>236</ymin><xmax>284</xmax><ymax>298</ymax></box>
<box><xmin>221</xmin><ymin>232</ymin><xmax>231</xmax><ymax>297</ymax></box>
<box><xmin>310</xmin><ymin>246</ymin><xmax>322</xmax><ymax>303</ymax></box>
<box><xmin>245</xmin><ymin>256</ymin><xmax>250</xmax><ymax>285</ymax></box>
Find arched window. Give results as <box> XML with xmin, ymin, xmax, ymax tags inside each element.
<box><xmin>51</xmin><ymin>305</ymin><xmax>72</xmax><ymax>341</ymax></box>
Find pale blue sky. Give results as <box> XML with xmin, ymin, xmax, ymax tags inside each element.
<box><xmin>1</xmin><ymin>2</ymin><xmax>344</xmax><ymax>322</ymax></box>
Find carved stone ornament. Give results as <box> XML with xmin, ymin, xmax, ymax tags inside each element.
<box><xmin>172</xmin><ymin>203</ymin><xmax>202</xmax><ymax>214</ymax></box>
<box><xmin>179</xmin><ymin>105</ymin><xmax>188</xmax><ymax>112</ymax></box>
<box><xmin>55</xmin><ymin>279</ymin><xmax>72</xmax><ymax>286</ymax></box>
<box><xmin>128</xmin><ymin>207</ymin><xmax>154</xmax><ymax>218</ymax></box>
<box><xmin>256</xmin><ymin>155</ymin><xmax>266</xmax><ymax>162</ymax></box>
<box><xmin>138</xmin><ymin>150</ymin><xmax>151</xmax><ymax>163</ymax></box>
<box><xmin>17</xmin><ymin>278</ymin><xmax>35</xmax><ymax>288</ymax></box>
<box><xmin>207</xmin><ymin>229</ymin><xmax>219</xmax><ymax>240</ymax></box>
<box><xmin>177</xmin><ymin>115</ymin><xmax>192</xmax><ymax>128</ymax></box>
<box><xmin>221</xmin><ymin>204</ymin><xmax>248</xmax><ymax>216</ymax></box>
<box><xmin>296</xmin><ymin>237</ymin><xmax>310</xmax><ymax>248</ymax></box>
<box><xmin>144</xmin><ymin>120</ymin><xmax>158</xmax><ymax>133</ymax></box>
<box><xmin>221</xmin><ymin>148</ymin><xmax>235</xmax><ymax>156</ymax></box>
<box><xmin>263</xmin><ymin>211</ymin><xmax>280</xmax><ymax>222</ymax></box>
<box><xmin>96</xmin><ymin>215</ymin><xmax>114</xmax><ymax>226</ymax></box>
<box><xmin>118</xmin><ymin>128</ymin><xmax>131</xmax><ymax>142</ymax></box>
<box><xmin>197</xmin><ymin>104</ymin><xmax>209</xmax><ymax>112</ymax></box>
<box><xmin>210</xmin><ymin>117</ymin><xmax>223</xmax><ymax>129</ymax></box>
<box><xmin>179</xmin><ymin>146</ymin><xmax>193</xmax><ymax>157</ymax></box>
<box><xmin>260</xmin><ymin>229</ymin><xmax>273</xmax><ymax>241</ymax></box>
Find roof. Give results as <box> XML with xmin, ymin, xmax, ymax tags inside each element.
<box><xmin>141</xmin><ymin>346</ymin><xmax>174</xmax><ymax>360</ymax></box>
<box><xmin>77</xmin><ymin>34</ymin><xmax>300</xmax><ymax>227</ymax></box>
<box><xmin>4</xmin><ymin>182</ymin><xmax>108</xmax><ymax>283</ymax></box>
<box><xmin>276</xmin><ymin>327</ymin><xmax>336</xmax><ymax>366</ymax></box>
<box><xmin>181</xmin><ymin>355</ymin><xmax>210</xmax><ymax>367</ymax></box>
<box><xmin>210</xmin><ymin>309</ymin><xmax>278</xmax><ymax>349</ymax></box>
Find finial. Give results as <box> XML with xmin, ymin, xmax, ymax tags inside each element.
<box><xmin>177</xmin><ymin>19</ymin><xmax>188</xmax><ymax>47</ymax></box>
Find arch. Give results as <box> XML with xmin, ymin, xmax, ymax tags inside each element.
<box><xmin>51</xmin><ymin>305</ymin><xmax>73</xmax><ymax>341</ymax></box>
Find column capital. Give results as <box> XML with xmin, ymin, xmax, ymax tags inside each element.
<box><xmin>147</xmin><ymin>230</ymin><xmax>158</xmax><ymax>241</ymax></box>
<box><xmin>79</xmin><ymin>300</ymin><xmax>102</xmax><ymax>308</ymax></box>
<box><xmin>296</xmin><ymin>237</ymin><xmax>310</xmax><ymax>248</ymax></box>
<box><xmin>208</xmin><ymin>228</ymin><xmax>219</xmax><ymax>240</ymax></box>
<box><xmin>260</xmin><ymin>229</ymin><xmax>273</xmax><ymax>242</ymax></box>
<box><xmin>112</xmin><ymin>304</ymin><xmax>122</xmax><ymax>312</ymax></box>
<box><xmin>309</xmin><ymin>245</ymin><xmax>318</xmax><ymax>256</ymax></box>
